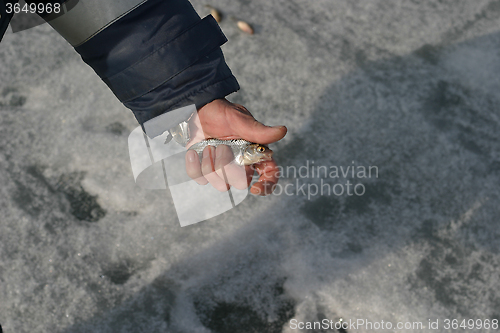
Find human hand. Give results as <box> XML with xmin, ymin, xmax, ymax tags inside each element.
<box><xmin>184</xmin><ymin>98</ymin><xmax>287</xmax><ymax>195</ymax></box>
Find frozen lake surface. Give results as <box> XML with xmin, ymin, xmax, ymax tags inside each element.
<box><xmin>1</xmin><ymin>0</ymin><xmax>500</xmax><ymax>332</ymax></box>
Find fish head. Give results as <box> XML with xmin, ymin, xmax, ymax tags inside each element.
<box><xmin>241</xmin><ymin>144</ymin><xmax>273</xmax><ymax>165</ymax></box>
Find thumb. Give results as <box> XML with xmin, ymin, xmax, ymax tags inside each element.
<box><xmin>232</xmin><ymin>115</ymin><xmax>287</xmax><ymax>144</ymax></box>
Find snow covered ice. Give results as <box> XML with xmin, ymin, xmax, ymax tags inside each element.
<box><xmin>1</xmin><ymin>0</ymin><xmax>500</xmax><ymax>332</ymax></box>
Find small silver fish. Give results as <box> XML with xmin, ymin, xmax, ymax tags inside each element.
<box><xmin>188</xmin><ymin>139</ymin><xmax>273</xmax><ymax>166</ymax></box>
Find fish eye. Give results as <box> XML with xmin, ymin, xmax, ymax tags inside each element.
<box><xmin>257</xmin><ymin>146</ymin><xmax>265</xmax><ymax>153</ymax></box>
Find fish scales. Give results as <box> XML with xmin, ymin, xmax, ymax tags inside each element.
<box><xmin>189</xmin><ymin>139</ymin><xmax>252</xmax><ymax>155</ymax></box>
<box><xmin>188</xmin><ymin>139</ymin><xmax>273</xmax><ymax>166</ymax></box>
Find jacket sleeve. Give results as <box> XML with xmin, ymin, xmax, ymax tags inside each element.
<box><xmin>43</xmin><ymin>0</ymin><xmax>240</xmax><ymax>135</ymax></box>
<box><xmin>0</xmin><ymin>0</ymin><xmax>18</xmax><ymax>43</ymax></box>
